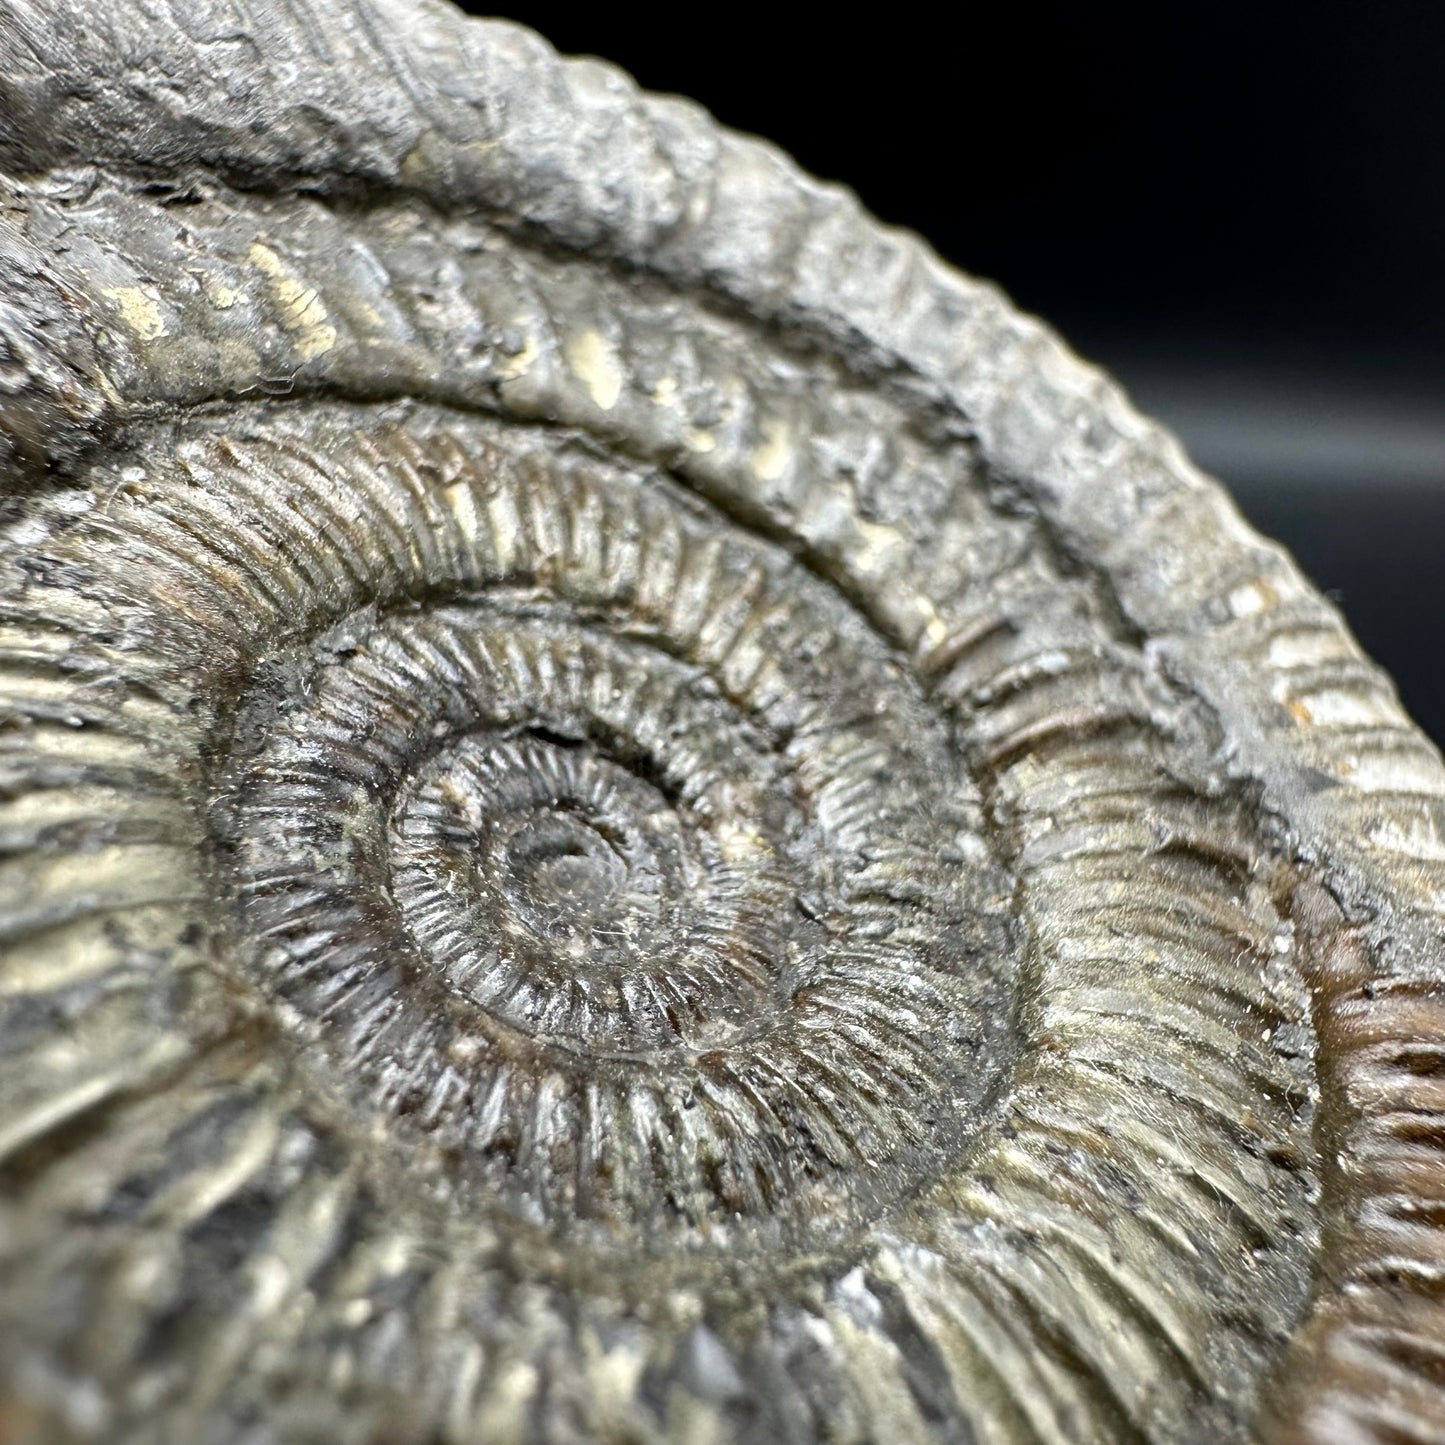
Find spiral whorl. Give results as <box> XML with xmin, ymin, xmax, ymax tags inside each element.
<box><xmin>0</xmin><ymin>3</ymin><xmax>1442</xmax><ymax>1443</ymax></box>
<box><xmin>181</xmin><ymin>414</ymin><xmax>1016</xmax><ymax>1239</ymax></box>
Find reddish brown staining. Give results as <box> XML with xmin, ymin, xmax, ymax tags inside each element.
<box><xmin>1338</xmin><ymin>1004</ymin><xmax>1445</xmax><ymax>1118</ymax></box>
<box><xmin>1314</xmin><ymin>971</ymin><xmax>1445</xmax><ymax>1155</ymax></box>
<box><xmin>1272</xmin><ymin>1334</ymin><xmax>1445</xmax><ymax>1445</ymax></box>
<box><xmin>1268</xmin><ymin>874</ymin><xmax>1445</xmax><ymax>1438</ymax></box>
<box><xmin>1289</xmin><ymin>879</ymin><xmax>1371</xmax><ymax>988</ymax></box>
<box><xmin>0</xmin><ymin>1395</ymin><xmax>61</xmax><ymax>1445</ymax></box>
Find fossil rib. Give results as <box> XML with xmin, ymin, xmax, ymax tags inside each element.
<box><xmin>0</xmin><ymin>3</ymin><xmax>1441</xmax><ymax>1443</ymax></box>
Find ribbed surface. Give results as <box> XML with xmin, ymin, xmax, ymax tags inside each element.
<box><xmin>0</xmin><ymin>1</ymin><xmax>1439</xmax><ymax>1440</ymax></box>
<box><xmin>0</xmin><ymin>404</ymin><xmax>1316</xmax><ymax>1441</ymax></box>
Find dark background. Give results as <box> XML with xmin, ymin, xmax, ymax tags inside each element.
<box><xmin>464</xmin><ymin>3</ymin><xmax>1445</xmax><ymax>744</ymax></box>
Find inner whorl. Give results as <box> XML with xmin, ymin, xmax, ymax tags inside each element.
<box><xmin>0</xmin><ymin>4</ymin><xmax>1442</xmax><ymax>1443</ymax></box>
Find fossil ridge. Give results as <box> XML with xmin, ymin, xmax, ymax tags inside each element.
<box><xmin>0</xmin><ymin>3</ymin><xmax>1442</xmax><ymax>1443</ymax></box>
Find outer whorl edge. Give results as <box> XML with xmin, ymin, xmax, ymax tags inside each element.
<box><xmin>0</xmin><ymin>3</ymin><xmax>1441</xmax><ymax>1443</ymax></box>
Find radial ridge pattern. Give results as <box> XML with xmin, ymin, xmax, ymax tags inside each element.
<box><xmin>1</xmin><ymin>3</ymin><xmax>1441</xmax><ymax>1442</ymax></box>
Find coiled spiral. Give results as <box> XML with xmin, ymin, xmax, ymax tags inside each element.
<box><xmin>199</xmin><ymin>414</ymin><xmax>1016</xmax><ymax>1238</ymax></box>
<box><xmin>0</xmin><ymin>3</ymin><xmax>1443</xmax><ymax>1443</ymax></box>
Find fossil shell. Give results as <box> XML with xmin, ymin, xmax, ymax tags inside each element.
<box><xmin>0</xmin><ymin>4</ymin><xmax>1442</xmax><ymax>1443</ymax></box>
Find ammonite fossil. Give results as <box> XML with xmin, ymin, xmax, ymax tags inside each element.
<box><xmin>0</xmin><ymin>3</ymin><xmax>1441</xmax><ymax>1442</ymax></box>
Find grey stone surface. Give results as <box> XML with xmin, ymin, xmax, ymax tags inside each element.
<box><xmin>0</xmin><ymin>3</ymin><xmax>1441</xmax><ymax>1442</ymax></box>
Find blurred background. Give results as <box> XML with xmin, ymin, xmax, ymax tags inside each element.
<box><xmin>465</xmin><ymin>3</ymin><xmax>1445</xmax><ymax>744</ymax></box>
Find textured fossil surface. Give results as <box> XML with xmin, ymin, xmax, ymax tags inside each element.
<box><xmin>0</xmin><ymin>3</ymin><xmax>1443</xmax><ymax>1442</ymax></box>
